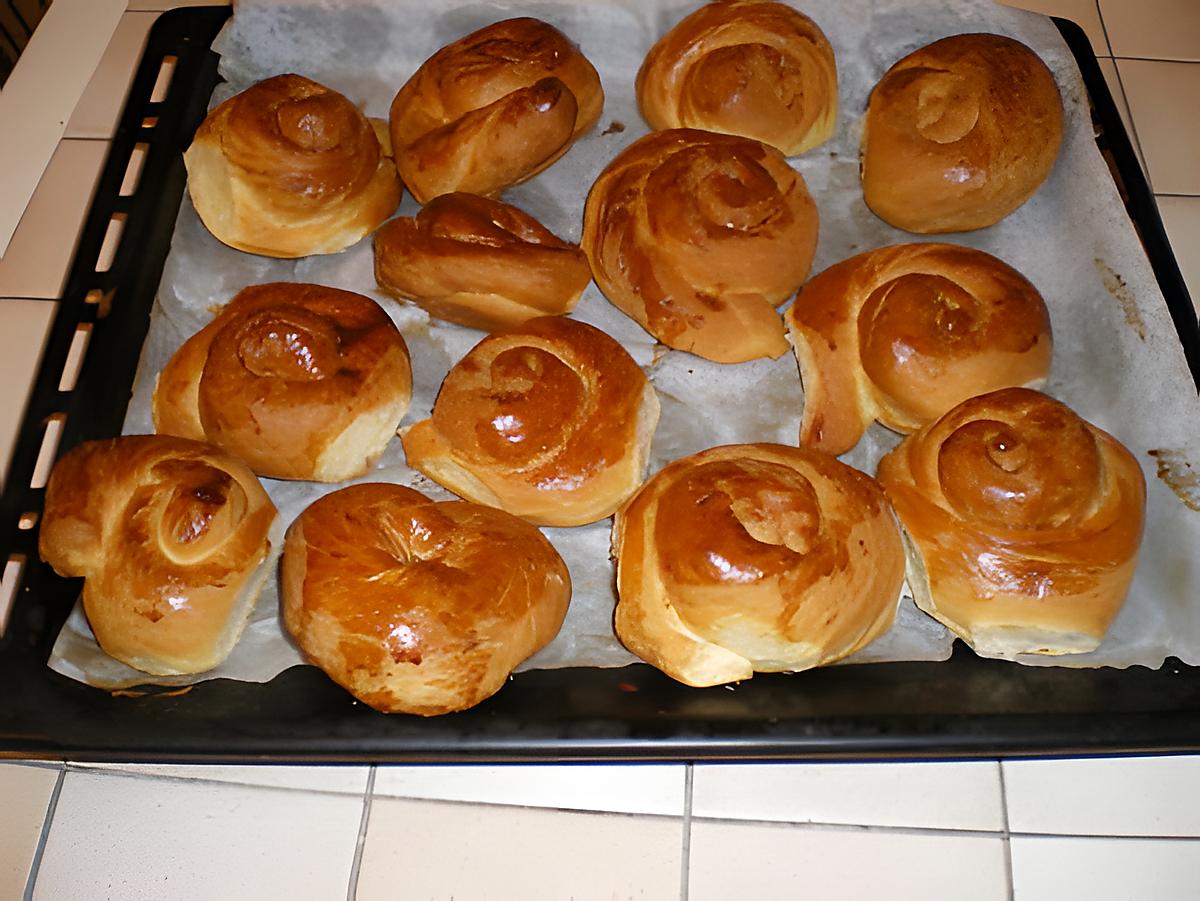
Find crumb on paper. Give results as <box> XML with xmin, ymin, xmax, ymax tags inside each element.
<box><xmin>601</xmin><ymin>120</ymin><xmax>625</xmax><ymax>135</ymax></box>
<box><xmin>1148</xmin><ymin>448</ymin><xmax>1200</xmax><ymax>512</ymax></box>
<box><xmin>1095</xmin><ymin>257</ymin><xmax>1147</xmax><ymax>341</ymax></box>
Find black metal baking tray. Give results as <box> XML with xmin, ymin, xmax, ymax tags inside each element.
<box><xmin>2</xmin><ymin>7</ymin><xmax>1198</xmax><ymax>763</ymax></box>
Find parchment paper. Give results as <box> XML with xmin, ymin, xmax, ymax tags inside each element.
<box><xmin>49</xmin><ymin>0</ymin><xmax>1200</xmax><ymax>689</ymax></box>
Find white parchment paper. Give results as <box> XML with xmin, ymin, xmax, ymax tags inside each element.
<box><xmin>49</xmin><ymin>0</ymin><xmax>1200</xmax><ymax>689</ymax></box>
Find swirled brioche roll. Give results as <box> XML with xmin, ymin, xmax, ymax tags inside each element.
<box><xmin>281</xmin><ymin>483</ymin><xmax>571</xmax><ymax>715</ymax></box>
<box><xmin>637</xmin><ymin>0</ymin><xmax>837</xmax><ymax>155</ymax></box>
<box><xmin>861</xmin><ymin>34</ymin><xmax>1063</xmax><ymax>233</ymax></box>
<box><xmin>402</xmin><ymin>316</ymin><xmax>659</xmax><ymax>527</ymax></box>
<box><xmin>184</xmin><ymin>74</ymin><xmax>402</xmax><ymax>257</ymax></box>
<box><xmin>876</xmin><ymin>388</ymin><xmax>1146</xmax><ymax>659</ymax></box>
<box><xmin>786</xmin><ymin>243</ymin><xmax>1052</xmax><ymax>455</ymax></box>
<box><xmin>582</xmin><ymin>128</ymin><xmax>818</xmax><ymax>363</ymax></box>
<box><xmin>613</xmin><ymin>444</ymin><xmax>904</xmax><ymax>687</ymax></box>
<box><xmin>373</xmin><ymin>193</ymin><xmax>591</xmax><ymax>331</ymax></box>
<box><xmin>39</xmin><ymin>436</ymin><xmax>278</xmax><ymax>675</ymax></box>
<box><xmin>389</xmin><ymin>17</ymin><xmax>603</xmax><ymax>203</ymax></box>
<box><xmin>153</xmin><ymin>283</ymin><xmax>412</xmax><ymax>483</ymax></box>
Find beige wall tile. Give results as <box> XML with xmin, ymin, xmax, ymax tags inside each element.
<box><xmin>1156</xmin><ymin>195</ymin><xmax>1200</xmax><ymax>315</ymax></box>
<box><xmin>0</xmin><ymin>763</ymin><xmax>60</xmax><ymax>900</ymax></box>
<box><xmin>66</xmin><ymin>12</ymin><xmax>161</xmax><ymax>140</ymax></box>
<box><xmin>358</xmin><ymin>798</ymin><xmax>682</xmax><ymax>901</ymax></box>
<box><xmin>689</xmin><ymin>820</ymin><xmax>1009</xmax><ymax>901</ymax></box>
<box><xmin>1118</xmin><ymin>58</ymin><xmax>1200</xmax><ymax>195</ymax></box>
<box><xmin>33</xmin><ymin>770</ymin><xmax>362</xmax><ymax>901</ymax></box>
<box><xmin>1100</xmin><ymin>0</ymin><xmax>1200</xmax><ymax>61</ymax></box>
<box><xmin>692</xmin><ymin>761</ymin><xmax>1005</xmax><ymax>831</ymax></box>
<box><xmin>1011</xmin><ymin>835</ymin><xmax>1200</xmax><ymax>900</ymax></box>
<box><xmin>0</xmin><ymin>140</ymin><xmax>107</xmax><ymax>300</ymax></box>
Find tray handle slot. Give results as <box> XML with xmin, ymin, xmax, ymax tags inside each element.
<box><xmin>30</xmin><ymin>414</ymin><xmax>65</xmax><ymax>490</ymax></box>
<box><xmin>57</xmin><ymin>323</ymin><xmax>92</xmax><ymax>393</ymax></box>
<box><xmin>119</xmin><ymin>143</ymin><xmax>149</xmax><ymax>197</ymax></box>
<box><xmin>149</xmin><ymin>54</ymin><xmax>177</xmax><ymax>105</ymax></box>
<box><xmin>0</xmin><ymin>555</ymin><xmax>25</xmax><ymax>638</ymax></box>
<box><xmin>94</xmin><ymin>213</ymin><xmax>126</xmax><ymax>274</ymax></box>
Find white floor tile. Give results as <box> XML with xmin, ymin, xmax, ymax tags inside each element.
<box><xmin>357</xmin><ymin>797</ymin><xmax>682</xmax><ymax>901</ymax></box>
<box><xmin>690</xmin><ymin>820</ymin><xmax>1009</xmax><ymax>901</ymax></box>
<box><xmin>32</xmin><ymin>770</ymin><xmax>362</xmax><ymax>901</ymax></box>
<box><xmin>1011</xmin><ymin>835</ymin><xmax>1200</xmax><ymax>900</ymax></box>
<box><xmin>0</xmin><ymin>140</ymin><xmax>107</xmax><ymax>300</ymax></box>
<box><xmin>0</xmin><ymin>763</ymin><xmax>60</xmax><ymax>900</ymax></box>
<box><xmin>66</xmin><ymin>762</ymin><xmax>370</xmax><ymax>795</ymax></box>
<box><xmin>0</xmin><ymin>298</ymin><xmax>55</xmax><ymax>491</ymax></box>
<box><xmin>1100</xmin><ymin>0</ymin><xmax>1200</xmax><ymax>61</ymax></box>
<box><xmin>1004</xmin><ymin>755</ymin><xmax>1200</xmax><ymax>836</ymax></box>
<box><xmin>1156</xmin><ymin>194</ymin><xmax>1200</xmax><ymax>316</ymax></box>
<box><xmin>66</xmin><ymin>12</ymin><xmax>160</xmax><ymax>139</ymax></box>
<box><xmin>692</xmin><ymin>760</ymin><xmax>1005</xmax><ymax>831</ymax></box>
<box><xmin>371</xmin><ymin>762</ymin><xmax>686</xmax><ymax>815</ymax></box>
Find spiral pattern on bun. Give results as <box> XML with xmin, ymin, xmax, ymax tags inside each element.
<box><xmin>389</xmin><ymin>17</ymin><xmax>604</xmax><ymax>203</ymax></box>
<box><xmin>153</xmin><ymin>283</ymin><xmax>412</xmax><ymax>482</ymax></box>
<box><xmin>637</xmin><ymin>0</ymin><xmax>838</xmax><ymax>155</ymax></box>
<box><xmin>39</xmin><ymin>436</ymin><xmax>278</xmax><ymax>675</ymax></box>
<box><xmin>786</xmin><ymin>242</ymin><xmax>1052</xmax><ymax>455</ymax></box>
<box><xmin>402</xmin><ymin>316</ymin><xmax>659</xmax><ymax>527</ymax></box>
<box><xmin>373</xmin><ymin>192</ymin><xmax>591</xmax><ymax>331</ymax></box>
<box><xmin>582</xmin><ymin>128</ymin><xmax>818</xmax><ymax>363</ymax></box>
<box><xmin>861</xmin><ymin>34</ymin><xmax>1063</xmax><ymax>233</ymax></box>
<box><xmin>281</xmin><ymin>483</ymin><xmax>571</xmax><ymax>715</ymax></box>
<box><xmin>876</xmin><ymin>388</ymin><xmax>1146</xmax><ymax>658</ymax></box>
<box><xmin>613</xmin><ymin>443</ymin><xmax>905</xmax><ymax>687</ymax></box>
<box><xmin>184</xmin><ymin>74</ymin><xmax>402</xmax><ymax>257</ymax></box>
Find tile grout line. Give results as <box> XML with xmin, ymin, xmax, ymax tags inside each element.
<box><xmin>680</xmin><ymin>764</ymin><xmax>693</xmax><ymax>901</ymax></box>
<box><xmin>62</xmin><ymin>762</ymin><xmax>372</xmax><ymax>799</ymax></box>
<box><xmin>22</xmin><ymin>764</ymin><xmax>65</xmax><ymax>901</ymax></box>
<box><xmin>346</xmin><ymin>765</ymin><xmax>376</xmax><ymax>901</ymax></box>
<box><xmin>1093</xmin><ymin>0</ymin><xmax>1155</xmax><ymax>188</ymax></box>
<box><xmin>997</xmin><ymin>761</ymin><xmax>1015</xmax><ymax>901</ymax></box>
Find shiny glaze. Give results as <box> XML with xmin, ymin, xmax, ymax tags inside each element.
<box><xmin>637</xmin><ymin>0</ymin><xmax>837</xmax><ymax>156</ymax></box>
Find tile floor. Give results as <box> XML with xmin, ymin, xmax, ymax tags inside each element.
<box><xmin>1</xmin><ymin>0</ymin><xmax>1199</xmax><ymax>898</ymax></box>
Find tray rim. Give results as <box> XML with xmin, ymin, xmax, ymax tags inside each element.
<box><xmin>1</xmin><ymin>7</ymin><xmax>1199</xmax><ymax>764</ymax></box>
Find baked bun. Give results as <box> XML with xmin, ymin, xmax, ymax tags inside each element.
<box><xmin>184</xmin><ymin>74</ymin><xmax>402</xmax><ymax>257</ymax></box>
<box><xmin>373</xmin><ymin>192</ymin><xmax>591</xmax><ymax>331</ymax></box>
<box><xmin>637</xmin><ymin>0</ymin><xmax>837</xmax><ymax>155</ymax></box>
<box><xmin>613</xmin><ymin>443</ymin><xmax>904</xmax><ymax>687</ymax></box>
<box><xmin>281</xmin><ymin>483</ymin><xmax>571</xmax><ymax>715</ymax></box>
<box><xmin>786</xmin><ymin>242</ymin><xmax>1052</xmax><ymax>455</ymax></box>
<box><xmin>582</xmin><ymin>128</ymin><xmax>818</xmax><ymax>363</ymax></box>
<box><xmin>389</xmin><ymin>17</ymin><xmax>604</xmax><ymax>203</ymax></box>
<box><xmin>38</xmin><ymin>435</ymin><xmax>278</xmax><ymax>675</ymax></box>
<box><xmin>402</xmin><ymin>316</ymin><xmax>659</xmax><ymax>527</ymax></box>
<box><xmin>876</xmin><ymin>388</ymin><xmax>1146</xmax><ymax>658</ymax></box>
<box><xmin>861</xmin><ymin>34</ymin><xmax>1063</xmax><ymax>233</ymax></box>
<box><xmin>153</xmin><ymin>283</ymin><xmax>412</xmax><ymax>482</ymax></box>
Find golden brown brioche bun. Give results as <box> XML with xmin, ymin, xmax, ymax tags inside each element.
<box><xmin>184</xmin><ymin>74</ymin><xmax>402</xmax><ymax>257</ymax></box>
<box><xmin>861</xmin><ymin>33</ymin><xmax>1063</xmax><ymax>233</ymax></box>
<box><xmin>402</xmin><ymin>316</ymin><xmax>659</xmax><ymax>527</ymax></box>
<box><xmin>280</xmin><ymin>482</ymin><xmax>571</xmax><ymax>715</ymax></box>
<box><xmin>786</xmin><ymin>242</ymin><xmax>1052</xmax><ymax>455</ymax></box>
<box><xmin>153</xmin><ymin>283</ymin><xmax>412</xmax><ymax>483</ymax></box>
<box><xmin>876</xmin><ymin>388</ymin><xmax>1146</xmax><ymax>658</ymax></box>
<box><xmin>582</xmin><ymin>128</ymin><xmax>818</xmax><ymax>363</ymax></box>
<box><xmin>373</xmin><ymin>192</ymin><xmax>592</xmax><ymax>332</ymax></box>
<box><xmin>389</xmin><ymin>18</ymin><xmax>603</xmax><ymax>203</ymax></box>
<box><xmin>38</xmin><ymin>435</ymin><xmax>278</xmax><ymax>675</ymax></box>
<box><xmin>613</xmin><ymin>443</ymin><xmax>905</xmax><ymax>687</ymax></box>
<box><xmin>637</xmin><ymin>0</ymin><xmax>837</xmax><ymax>156</ymax></box>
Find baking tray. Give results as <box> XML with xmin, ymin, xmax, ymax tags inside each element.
<box><xmin>1</xmin><ymin>6</ymin><xmax>1198</xmax><ymax>763</ymax></box>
